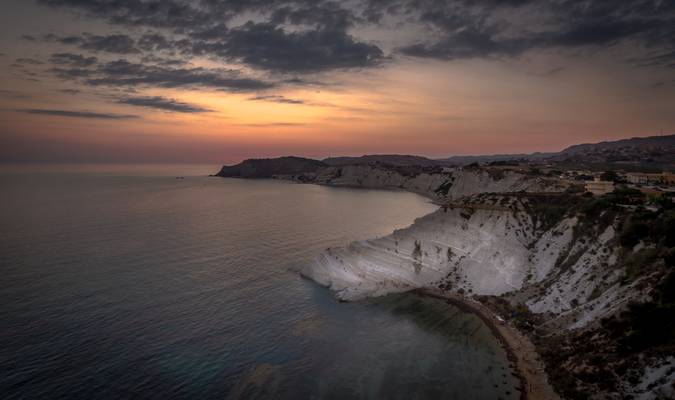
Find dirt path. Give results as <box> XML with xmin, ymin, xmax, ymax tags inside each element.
<box><xmin>418</xmin><ymin>289</ymin><xmax>560</xmax><ymax>400</ymax></box>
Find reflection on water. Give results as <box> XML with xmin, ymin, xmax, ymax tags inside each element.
<box><xmin>0</xmin><ymin>165</ymin><xmax>519</xmax><ymax>399</ymax></box>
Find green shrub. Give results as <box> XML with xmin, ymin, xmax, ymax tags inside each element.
<box><xmin>623</xmin><ymin>248</ymin><xmax>660</xmax><ymax>281</ymax></box>
<box><xmin>619</xmin><ymin>302</ymin><xmax>675</xmax><ymax>353</ymax></box>
<box><xmin>412</xmin><ymin>240</ymin><xmax>422</xmax><ymax>260</ymax></box>
<box><xmin>579</xmin><ymin>198</ymin><xmax>612</xmax><ymax>218</ymax></box>
<box><xmin>664</xmin><ymin>249</ymin><xmax>675</xmax><ymax>268</ymax></box>
<box><xmin>619</xmin><ymin>220</ymin><xmax>650</xmax><ymax>248</ymax></box>
<box><xmin>434</xmin><ymin>180</ymin><xmax>453</xmax><ymax>196</ymax></box>
<box><xmin>659</xmin><ymin>271</ymin><xmax>675</xmax><ymax>304</ymax></box>
<box><xmin>619</xmin><ymin>271</ymin><xmax>675</xmax><ymax>353</ymax></box>
<box><xmin>664</xmin><ymin>211</ymin><xmax>675</xmax><ymax>247</ymax></box>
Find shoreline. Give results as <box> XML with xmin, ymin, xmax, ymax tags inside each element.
<box><xmin>417</xmin><ymin>289</ymin><xmax>560</xmax><ymax>400</ymax></box>
<box><xmin>216</xmin><ymin>174</ymin><xmax>560</xmax><ymax>399</ymax></box>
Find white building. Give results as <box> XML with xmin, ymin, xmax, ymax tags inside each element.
<box><xmin>585</xmin><ymin>178</ymin><xmax>614</xmax><ymax>195</ymax></box>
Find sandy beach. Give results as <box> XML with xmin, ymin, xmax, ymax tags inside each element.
<box><xmin>419</xmin><ymin>289</ymin><xmax>560</xmax><ymax>400</ymax></box>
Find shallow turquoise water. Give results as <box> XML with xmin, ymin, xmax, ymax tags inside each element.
<box><xmin>0</xmin><ymin>165</ymin><xmax>519</xmax><ymax>399</ymax></box>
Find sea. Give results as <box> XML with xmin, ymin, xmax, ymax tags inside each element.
<box><xmin>0</xmin><ymin>164</ymin><xmax>520</xmax><ymax>400</ymax></box>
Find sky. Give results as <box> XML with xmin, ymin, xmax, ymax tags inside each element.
<box><xmin>0</xmin><ymin>0</ymin><xmax>674</xmax><ymax>164</ymax></box>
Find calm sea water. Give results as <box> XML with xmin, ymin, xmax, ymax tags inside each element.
<box><xmin>0</xmin><ymin>164</ymin><xmax>519</xmax><ymax>400</ymax></box>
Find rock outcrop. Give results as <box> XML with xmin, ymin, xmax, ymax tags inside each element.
<box><xmin>216</xmin><ymin>156</ymin><xmax>326</xmax><ymax>178</ymax></box>
<box><xmin>302</xmin><ymin>195</ymin><xmax>644</xmax><ymax>327</ymax></box>
<box><xmin>304</xmin><ymin>202</ymin><xmax>534</xmax><ymax>300</ymax></box>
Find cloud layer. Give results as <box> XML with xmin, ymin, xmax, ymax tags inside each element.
<box><xmin>16</xmin><ymin>109</ymin><xmax>139</xmax><ymax>119</ymax></box>
<box><xmin>118</xmin><ymin>96</ymin><xmax>211</xmax><ymax>113</ymax></box>
<box><xmin>27</xmin><ymin>0</ymin><xmax>675</xmax><ymax>89</ymax></box>
<box><xmin>49</xmin><ymin>59</ymin><xmax>274</xmax><ymax>92</ymax></box>
<box><xmin>7</xmin><ymin>0</ymin><xmax>673</xmax><ymax>123</ymax></box>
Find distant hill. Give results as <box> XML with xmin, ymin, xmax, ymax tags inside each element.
<box><xmin>560</xmin><ymin>134</ymin><xmax>675</xmax><ymax>154</ymax></box>
<box><xmin>323</xmin><ymin>154</ymin><xmax>440</xmax><ymax>167</ymax></box>
<box><xmin>215</xmin><ymin>134</ymin><xmax>675</xmax><ymax>178</ymax></box>
<box><xmin>435</xmin><ymin>134</ymin><xmax>675</xmax><ymax>171</ymax></box>
<box><xmin>552</xmin><ymin>134</ymin><xmax>675</xmax><ymax>171</ymax></box>
<box><xmin>435</xmin><ymin>152</ymin><xmax>555</xmax><ymax>165</ymax></box>
<box><xmin>215</xmin><ymin>156</ymin><xmax>326</xmax><ymax>178</ymax></box>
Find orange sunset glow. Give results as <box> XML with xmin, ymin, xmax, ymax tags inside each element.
<box><xmin>1</xmin><ymin>0</ymin><xmax>674</xmax><ymax>163</ymax></box>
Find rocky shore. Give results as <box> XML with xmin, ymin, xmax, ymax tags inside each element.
<box><xmin>420</xmin><ymin>289</ymin><xmax>560</xmax><ymax>400</ymax></box>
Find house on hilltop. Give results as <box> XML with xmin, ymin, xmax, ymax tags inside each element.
<box><xmin>585</xmin><ymin>178</ymin><xmax>614</xmax><ymax>195</ymax></box>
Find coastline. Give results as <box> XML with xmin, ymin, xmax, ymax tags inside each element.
<box><xmin>216</xmin><ymin>174</ymin><xmax>561</xmax><ymax>399</ymax></box>
<box><xmin>418</xmin><ymin>289</ymin><xmax>560</xmax><ymax>400</ymax></box>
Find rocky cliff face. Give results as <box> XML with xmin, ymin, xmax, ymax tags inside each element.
<box><xmin>304</xmin><ymin>201</ymin><xmax>534</xmax><ymax>300</ymax></box>
<box><xmin>303</xmin><ymin>195</ymin><xmax>604</xmax><ymax>307</ymax></box>
<box><xmin>303</xmin><ymin>192</ymin><xmax>675</xmax><ymax>399</ymax></box>
<box><xmin>216</xmin><ymin>157</ymin><xmax>566</xmax><ymax>200</ymax></box>
<box><xmin>289</xmin><ymin>164</ymin><xmax>565</xmax><ymax>200</ymax></box>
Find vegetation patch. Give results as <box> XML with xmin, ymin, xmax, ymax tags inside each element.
<box><xmin>412</xmin><ymin>240</ymin><xmax>422</xmax><ymax>260</ymax></box>
<box><xmin>434</xmin><ymin>180</ymin><xmax>453</xmax><ymax>196</ymax></box>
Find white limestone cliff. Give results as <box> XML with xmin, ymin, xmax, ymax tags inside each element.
<box><xmin>302</xmin><ymin>195</ymin><xmax>646</xmax><ymax>332</ymax></box>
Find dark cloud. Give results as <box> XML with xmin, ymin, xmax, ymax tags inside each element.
<box><xmin>396</xmin><ymin>0</ymin><xmax>675</xmax><ymax>65</ymax></box>
<box><xmin>15</xmin><ymin>58</ymin><xmax>44</xmax><ymax>65</ymax></box>
<box><xmin>249</xmin><ymin>95</ymin><xmax>304</xmax><ymax>104</ymax></box>
<box><xmin>363</xmin><ymin>0</ymin><xmax>535</xmax><ymax>22</ymax></box>
<box><xmin>282</xmin><ymin>77</ymin><xmax>321</xmax><ymax>86</ymax></box>
<box><xmin>211</xmin><ymin>22</ymin><xmax>383</xmax><ymax>72</ymax></box>
<box><xmin>38</xmin><ymin>0</ymin><xmax>216</xmax><ymax>30</ymax></box>
<box><xmin>271</xmin><ymin>2</ymin><xmax>357</xmax><ymax>31</ymax></box>
<box><xmin>45</xmin><ymin>33</ymin><xmax>139</xmax><ymax>54</ymax></box>
<box><xmin>50</xmin><ymin>53</ymin><xmax>98</xmax><ymax>67</ymax></box>
<box><xmin>43</xmin><ymin>33</ymin><xmax>80</xmax><ymax>45</ymax></box>
<box><xmin>87</xmin><ymin>60</ymin><xmax>274</xmax><ymax>91</ymax></box>
<box><xmin>35</xmin><ymin>0</ymin><xmax>385</xmax><ymax>74</ymax></box>
<box><xmin>118</xmin><ymin>96</ymin><xmax>211</xmax><ymax>113</ymax></box>
<box><xmin>630</xmin><ymin>51</ymin><xmax>675</xmax><ymax>69</ymax></box>
<box><xmin>47</xmin><ymin>58</ymin><xmax>273</xmax><ymax>92</ymax></box>
<box><xmin>79</xmin><ymin>34</ymin><xmax>139</xmax><ymax>53</ymax></box>
<box><xmin>59</xmin><ymin>89</ymin><xmax>80</xmax><ymax>94</ymax></box>
<box><xmin>126</xmin><ymin>22</ymin><xmax>384</xmax><ymax>73</ymax></box>
<box><xmin>399</xmin><ymin>30</ymin><xmax>525</xmax><ymax>60</ymax></box>
<box><xmin>37</xmin><ymin>0</ymin><xmax>315</xmax><ymax>30</ymax></box>
<box><xmin>31</xmin><ymin>0</ymin><xmax>675</xmax><ymax>75</ymax></box>
<box><xmin>538</xmin><ymin>67</ymin><xmax>565</xmax><ymax>77</ymax></box>
<box><xmin>50</xmin><ymin>67</ymin><xmax>94</xmax><ymax>79</ymax></box>
<box><xmin>545</xmin><ymin>20</ymin><xmax>652</xmax><ymax>48</ymax></box>
<box><xmin>137</xmin><ymin>33</ymin><xmax>175</xmax><ymax>52</ymax></box>
<box><xmin>140</xmin><ymin>55</ymin><xmax>188</xmax><ymax>66</ymax></box>
<box><xmin>189</xmin><ymin>23</ymin><xmax>230</xmax><ymax>41</ymax></box>
<box><xmin>16</xmin><ymin>108</ymin><xmax>139</xmax><ymax>119</ymax></box>
<box><xmin>0</xmin><ymin>90</ymin><xmax>32</xmax><ymax>99</ymax></box>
